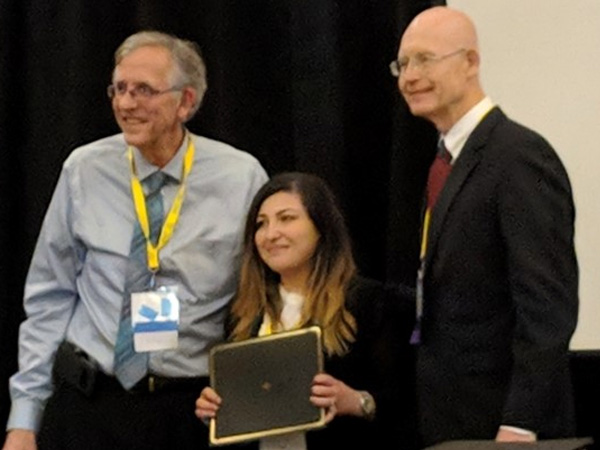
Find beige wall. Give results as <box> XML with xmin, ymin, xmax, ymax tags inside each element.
<box><xmin>448</xmin><ymin>0</ymin><xmax>600</xmax><ymax>349</ymax></box>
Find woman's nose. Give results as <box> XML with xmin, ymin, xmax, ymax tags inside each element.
<box><xmin>263</xmin><ymin>222</ymin><xmax>281</xmax><ymax>240</ymax></box>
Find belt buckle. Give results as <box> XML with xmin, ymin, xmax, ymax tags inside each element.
<box><xmin>148</xmin><ymin>375</ymin><xmax>156</xmax><ymax>393</ymax></box>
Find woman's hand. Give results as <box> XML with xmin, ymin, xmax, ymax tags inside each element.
<box><xmin>310</xmin><ymin>373</ymin><xmax>365</xmax><ymax>423</ymax></box>
<box><xmin>194</xmin><ymin>386</ymin><xmax>222</xmax><ymax>424</ymax></box>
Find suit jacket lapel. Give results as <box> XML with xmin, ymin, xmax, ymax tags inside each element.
<box><xmin>425</xmin><ymin>107</ymin><xmax>506</xmax><ymax>266</ymax></box>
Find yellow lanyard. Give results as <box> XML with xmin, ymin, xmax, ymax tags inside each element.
<box><xmin>127</xmin><ymin>137</ymin><xmax>195</xmax><ymax>272</ymax></box>
<box><xmin>419</xmin><ymin>208</ymin><xmax>432</xmax><ymax>260</ymax></box>
<box><xmin>264</xmin><ymin>318</ymin><xmax>275</xmax><ymax>336</ymax></box>
<box><xmin>262</xmin><ymin>315</ymin><xmax>302</xmax><ymax>336</ymax></box>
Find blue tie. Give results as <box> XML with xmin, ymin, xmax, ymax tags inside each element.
<box><xmin>114</xmin><ymin>171</ymin><xmax>167</xmax><ymax>389</ymax></box>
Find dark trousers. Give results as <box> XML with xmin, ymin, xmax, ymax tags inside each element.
<box><xmin>38</xmin><ymin>342</ymin><xmax>210</xmax><ymax>450</ymax></box>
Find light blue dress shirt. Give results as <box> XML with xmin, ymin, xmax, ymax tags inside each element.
<box><xmin>7</xmin><ymin>132</ymin><xmax>268</xmax><ymax>432</ymax></box>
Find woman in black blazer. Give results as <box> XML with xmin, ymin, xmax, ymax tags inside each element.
<box><xmin>195</xmin><ymin>172</ymin><xmax>416</xmax><ymax>449</ymax></box>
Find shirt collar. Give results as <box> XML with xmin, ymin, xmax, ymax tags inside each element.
<box><xmin>443</xmin><ymin>97</ymin><xmax>495</xmax><ymax>163</ymax></box>
<box><xmin>131</xmin><ymin>129</ymin><xmax>189</xmax><ymax>183</ymax></box>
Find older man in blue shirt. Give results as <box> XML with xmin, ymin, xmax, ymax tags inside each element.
<box><xmin>4</xmin><ymin>31</ymin><xmax>268</xmax><ymax>450</ymax></box>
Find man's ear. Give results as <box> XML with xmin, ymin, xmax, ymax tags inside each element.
<box><xmin>466</xmin><ymin>49</ymin><xmax>480</xmax><ymax>69</ymax></box>
<box><xmin>178</xmin><ymin>86</ymin><xmax>198</xmax><ymax>121</ymax></box>
<box><xmin>465</xmin><ymin>48</ymin><xmax>480</xmax><ymax>77</ymax></box>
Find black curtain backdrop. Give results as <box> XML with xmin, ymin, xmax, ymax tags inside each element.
<box><xmin>0</xmin><ymin>0</ymin><xmax>443</xmax><ymax>435</ymax></box>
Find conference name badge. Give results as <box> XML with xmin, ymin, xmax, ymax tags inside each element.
<box><xmin>131</xmin><ymin>286</ymin><xmax>180</xmax><ymax>352</ymax></box>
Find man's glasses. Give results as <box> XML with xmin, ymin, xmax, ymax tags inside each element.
<box><xmin>107</xmin><ymin>81</ymin><xmax>184</xmax><ymax>100</ymax></box>
<box><xmin>389</xmin><ymin>48</ymin><xmax>466</xmax><ymax>77</ymax></box>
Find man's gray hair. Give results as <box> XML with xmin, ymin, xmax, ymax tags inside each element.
<box><xmin>114</xmin><ymin>31</ymin><xmax>207</xmax><ymax>120</ymax></box>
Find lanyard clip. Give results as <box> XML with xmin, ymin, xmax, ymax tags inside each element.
<box><xmin>149</xmin><ymin>270</ymin><xmax>158</xmax><ymax>289</ymax></box>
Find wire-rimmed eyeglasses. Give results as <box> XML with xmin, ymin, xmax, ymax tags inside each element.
<box><xmin>107</xmin><ymin>81</ymin><xmax>184</xmax><ymax>100</ymax></box>
<box><xmin>389</xmin><ymin>48</ymin><xmax>466</xmax><ymax>77</ymax></box>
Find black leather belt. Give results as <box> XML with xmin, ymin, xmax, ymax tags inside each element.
<box><xmin>54</xmin><ymin>341</ymin><xmax>209</xmax><ymax>396</ymax></box>
<box><xmin>121</xmin><ymin>373</ymin><xmax>209</xmax><ymax>394</ymax></box>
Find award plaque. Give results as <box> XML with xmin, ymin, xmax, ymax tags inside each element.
<box><xmin>209</xmin><ymin>326</ymin><xmax>325</xmax><ymax>446</ymax></box>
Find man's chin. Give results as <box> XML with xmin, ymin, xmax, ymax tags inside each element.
<box><xmin>121</xmin><ymin>131</ymin><xmax>145</xmax><ymax>147</ymax></box>
<box><xmin>407</xmin><ymin>102</ymin><xmax>434</xmax><ymax>119</ymax></box>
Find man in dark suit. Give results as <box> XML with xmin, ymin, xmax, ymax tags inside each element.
<box><xmin>390</xmin><ymin>6</ymin><xmax>579</xmax><ymax>447</ymax></box>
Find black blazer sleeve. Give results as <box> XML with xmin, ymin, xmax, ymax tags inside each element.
<box><xmin>494</xmin><ymin>120</ymin><xmax>578</xmax><ymax>433</ymax></box>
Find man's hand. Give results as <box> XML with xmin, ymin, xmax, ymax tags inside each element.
<box><xmin>2</xmin><ymin>429</ymin><xmax>37</xmax><ymax>450</ymax></box>
<box><xmin>496</xmin><ymin>427</ymin><xmax>536</xmax><ymax>442</ymax></box>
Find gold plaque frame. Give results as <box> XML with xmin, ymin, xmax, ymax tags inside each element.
<box><xmin>209</xmin><ymin>326</ymin><xmax>325</xmax><ymax>446</ymax></box>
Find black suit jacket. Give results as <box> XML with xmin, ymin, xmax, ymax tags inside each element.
<box><xmin>417</xmin><ymin>107</ymin><xmax>578</xmax><ymax>446</ymax></box>
<box><xmin>229</xmin><ymin>276</ymin><xmax>417</xmax><ymax>450</ymax></box>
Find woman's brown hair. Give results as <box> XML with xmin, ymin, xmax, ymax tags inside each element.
<box><xmin>230</xmin><ymin>172</ymin><xmax>357</xmax><ymax>356</ymax></box>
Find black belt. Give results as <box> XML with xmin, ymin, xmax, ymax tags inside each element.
<box><xmin>54</xmin><ymin>341</ymin><xmax>209</xmax><ymax>396</ymax></box>
<box><xmin>96</xmin><ymin>371</ymin><xmax>209</xmax><ymax>394</ymax></box>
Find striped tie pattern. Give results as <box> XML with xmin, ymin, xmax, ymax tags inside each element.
<box><xmin>114</xmin><ymin>171</ymin><xmax>167</xmax><ymax>389</ymax></box>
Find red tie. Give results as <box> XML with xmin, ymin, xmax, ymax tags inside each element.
<box><xmin>411</xmin><ymin>140</ymin><xmax>452</xmax><ymax>345</ymax></box>
<box><xmin>426</xmin><ymin>139</ymin><xmax>452</xmax><ymax>208</ymax></box>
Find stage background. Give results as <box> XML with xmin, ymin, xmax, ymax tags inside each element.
<box><xmin>3</xmin><ymin>1</ymin><xmax>597</xmax><ymax>445</ymax></box>
<box><xmin>0</xmin><ymin>0</ymin><xmax>442</xmax><ymax>438</ymax></box>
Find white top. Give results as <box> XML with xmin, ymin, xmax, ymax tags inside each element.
<box><xmin>259</xmin><ymin>285</ymin><xmax>308</xmax><ymax>450</ymax></box>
